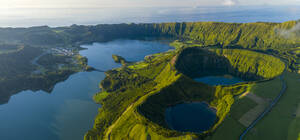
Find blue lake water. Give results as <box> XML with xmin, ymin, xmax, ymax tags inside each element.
<box><xmin>194</xmin><ymin>75</ymin><xmax>244</xmax><ymax>86</ymax></box>
<box><xmin>165</xmin><ymin>102</ymin><xmax>217</xmax><ymax>133</ymax></box>
<box><xmin>1</xmin><ymin>6</ymin><xmax>300</xmax><ymax>27</ymax></box>
<box><xmin>0</xmin><ymin>40</ymin><xmax>171</xmax><ymax>140</ymax></box>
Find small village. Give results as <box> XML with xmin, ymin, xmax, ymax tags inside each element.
<box><xmin>50</xmin><ymin>47</ymin><xmax>75</xmax><ymax>56</ymax></box>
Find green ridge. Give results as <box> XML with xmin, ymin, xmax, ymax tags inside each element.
<box><xmin>84</xmin><ymin>47</ymin><xmax>285</xmax><ymax>140</ymax></box>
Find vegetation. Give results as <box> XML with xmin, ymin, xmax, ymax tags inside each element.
<box><xmin>251</xmin><ymin>77</ymin><xmax>282</xmax><ymax>99</ymax></box>
<box><xmin>0</xmin><ymin>20</ymin><xmax>298</xmax><ymax>139</ymax></box>
<box><xmin>213</xmin><ymin>49</ymin><xmax>285</xmax><ymax>79</ymax></box>
<box><xmin>112</xmin><ymin>54</ymin><xmax>128</xmax><ymax>65</ymax></box>
<box><xmin>0</xmin><ymin>44</ymin><xmax>24</xmax><ymax>54</ymax></box>
<box><xmin>205</xmin><ymin>97</ymin><xmax>256</xmax><ymax>140</ymax></box>
<box><xmin>85</xmin><ymin>47</ymin><xmax>284</xmax><ymax>140</ymax></box>
<box><xmin>0</xmin><ymin>45</ymin><xmax>89</xmax><ymax>104</ymax></box>
<box><xmin>175</xmin><ymin>47</ymin><xmax>285</xmax><ymax>80</ymax></box>
<box><xmin>0</xmin><ymin>45</ymin><xmax>41</xmax><ymax>79</ymax></box>
<box><xmin>206</xmin><ymin>76</ymin><xmax>282</xmax><ymax>140</ymax></box>
<box><xmin>244</xmin><ymin>72</ymin><xmax>300</xmax><ymax>140</ymax></box>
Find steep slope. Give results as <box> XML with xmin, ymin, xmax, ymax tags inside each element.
<box><xmin>175</xmin><ymin>47</ymin><xmax>285</xmax><ymax>80</ymax></box>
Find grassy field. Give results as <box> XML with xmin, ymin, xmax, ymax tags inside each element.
<box><xmin>206</xmin><ymin>97</ymin><xmax>257</xmax><ymax>140</ymax></box>
<box><xmin>251</xmin><ymin>77</ymin><xmax>282</xmax><ymax>99</ymax></box>
<box><xmin>238</xmin><ymin>93</ymin><xmax>267</xmax><ymax>127</ymax></box>
<box><xmin>203</xmin><ymin>60</ymin><xmax>300</xmax><ymax>140</ymax></box>
<box><xmin>206</xmin><ymin>75</ymin><xmax>283</xmax><ymax>140</ymax></box>
<box><xmin>231</xmin><ymin>97</ymin><xmax>258</xmax><ymax>121</ymax></box>
<box><xmin>244</xmin><ymin>72</ymin><xmax>300</xmax><ymax>140</ymax></box>
<box><xmin>206</xmin><ymin>117</ymin><xmax>245</xmax><ymax>140</ymax></box>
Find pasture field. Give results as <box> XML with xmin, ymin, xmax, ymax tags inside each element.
<box><xmin>245</xmin><ymin>72</ymin><xmax>300</xmax><ymax>140</ymax></box>
<box><xmin>206</xmin><ymin>75</ymin><xmax>283</xmax><ymax>140</ymax></box>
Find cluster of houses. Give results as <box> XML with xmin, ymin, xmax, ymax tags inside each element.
<box><xmin>50</xmin><ymin>48</ymin><xmax>75</xmax><ymax>56</ymax></box>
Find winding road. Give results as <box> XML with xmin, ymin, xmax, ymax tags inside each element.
<box><xmin>31</xmin><ymin>51</ymin><xmax>48</xmax><ymax>67</ymax></box>
<box><xmin>239</xmin><ymin>74</ymin><xmax>287</xmax><ymax>140</ymax></box>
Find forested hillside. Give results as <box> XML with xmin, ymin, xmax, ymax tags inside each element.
<box><xmin>0</xmin><ymin>21</ymin><xmax>297</xmax><ymax>72</ymax></box>
<box><xmin>1</xmin><ymin>21</ymin><xmax>299</xmax><ymax>49</ymax></box>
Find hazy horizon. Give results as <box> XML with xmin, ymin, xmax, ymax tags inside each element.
<box><xmin>0</xmin><ymin>1</ymin><xmax>299</xmax><ymax>140</ymax></box>
<box><xmin>0</xmin><ymin>5</ymin><xmax>300</xmax><ymax>28</ymax></box>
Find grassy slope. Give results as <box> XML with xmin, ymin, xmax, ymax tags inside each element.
<box><xmin>1</xmin><ymin>21</ymin><xmax>299</xmax><ymax>50</ymax></box>
<box><xmin>75</xmin><ymin>21</ymin><xmax>297</xmax><ymax>140</ymax></box>
<box><xmin>152</xmin><ymin>21</ymin><xmax>300</xmax><ymax>49</ymax></box>
<box><xmin>101</xmin><ymin>64</ymin><xmax>195</xmax><ymax>140</ymax></box>
<box><xmin>214</xmin><ymin>49</ymin><xmax>285</xmax><ymax>79</ymax></box>
<box><xmin>175</xmin><ymin>48</ymin><xmax>285</xmax><ymax>80</ymax></box>
<box><xmin>159</xmin><ymin>21</ymin><xmax>299</xmax><ymax>72</ymax></box>
<box><xmin>85</xmin><ymin>47</ymin><xmax>285</xmax><ymax>140</ymax></box>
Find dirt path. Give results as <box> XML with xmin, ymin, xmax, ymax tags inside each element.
<box><xmin>104</xmin><ymin>104</ymin><xmax>134</xmax><ymax>140</ymax></box>
<box><xmin>31</xmin><ymin>51</ymin><xmax>48</xmax><ymax>67</ymax></box>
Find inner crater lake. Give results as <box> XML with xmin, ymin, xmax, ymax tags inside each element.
<box><xmin>165</xmin><ymin>102</ymin><xmax>217</xmax><ymax>133</ymax></box>
<box><xmin>194</xmin><ymin>75</ymin><xmax>244</xmax><ymax>86</ymax></box>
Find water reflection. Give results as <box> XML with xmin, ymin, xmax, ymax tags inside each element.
<box><xmin>0</xmin><ymin>40</ymin><xmax>171</xmax><ymax>140</ymax></box>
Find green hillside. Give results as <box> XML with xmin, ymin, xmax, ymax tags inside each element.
<box><xmin>84</xmin><ymin>47</ymin><xmax>284</xmax><ymax>140</ymax></box>
<box><xmin>0</xmin><ymin>21</ymin><xmax>298</xmax><ymax>139</ymax></box>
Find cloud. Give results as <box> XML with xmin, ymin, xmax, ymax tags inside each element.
<box><xmin>278</xmin><ymin>22</ymin><xmax>300</xmax><ymax>39</ymax></box>
<box><xmin>222</xmin><ymin>0</ymin><xmax>237</xmax><ymax>6</ymax></box>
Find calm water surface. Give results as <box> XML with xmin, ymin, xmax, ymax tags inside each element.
<box><xmin>194</xmin><ymin>75</ymin><xmax>244</xmax><ymax>86</ymax></box>
<box><xmin>165</xmin><ymin>102</ymin><xmax>217</xmax><ymax>133</ymax></box>
<box><xmin>0</xmin><ymin>40</ymin><xmax>171</xmax><ymax>140</ymax></box>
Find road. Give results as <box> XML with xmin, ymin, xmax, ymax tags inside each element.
<box><xmin>31</xmin><ymin>51</ymin><xmax>48</xmax><ymax>67</ymax></box>
<box><xmin>239</xmin><ymin>74</ymin><xmax>287</xmax><ymax>140</ymax></box>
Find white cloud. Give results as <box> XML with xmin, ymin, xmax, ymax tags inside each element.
<box><xmin>278</xmin><ymin>22</ymin><xmax>300</xmax><ymax>38</ymax></box>
<box><xmin>222</xmin><ymin>0</ymin><xmax>237</xmax><ymax>6</ymax></box>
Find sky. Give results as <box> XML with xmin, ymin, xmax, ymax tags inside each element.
<box><xmin>0</xmin><ymin>0</ymin><xmax>299</xmax><ymax>27</ymax></box>
<box><xmin>1</xmin><ymin>0</ymin><xmax>300</xmax><ymax>8</ymax></box>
